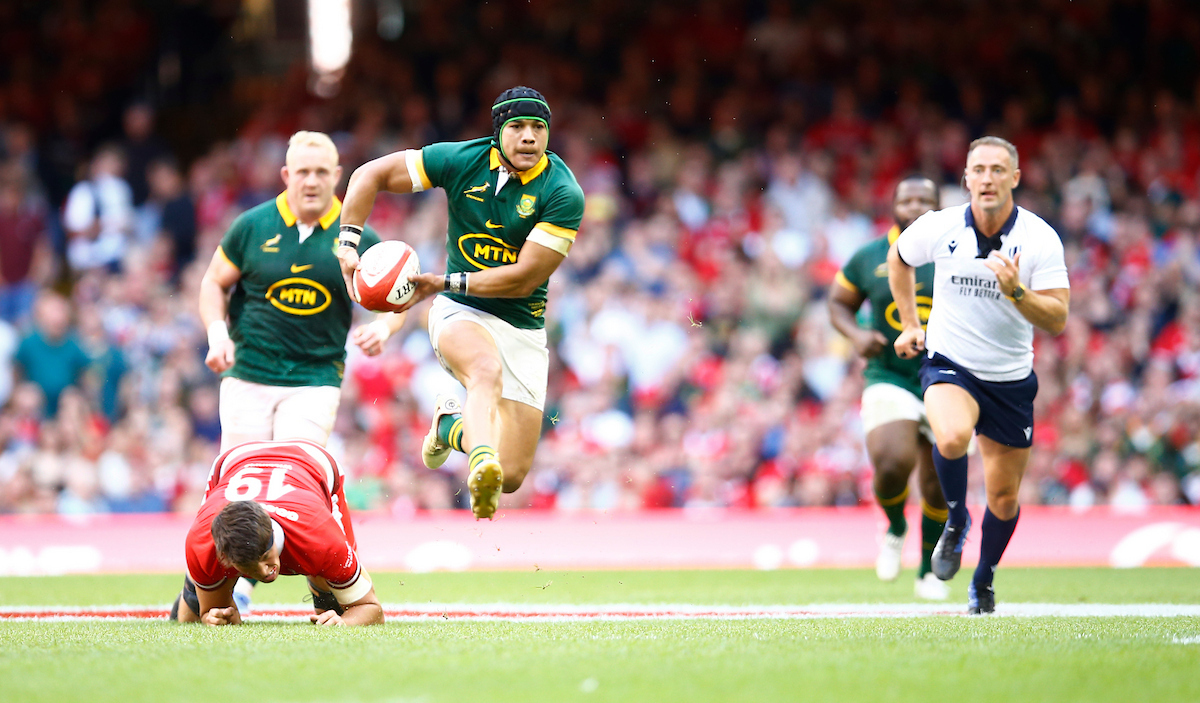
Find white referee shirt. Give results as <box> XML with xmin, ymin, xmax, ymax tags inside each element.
<box><xmin>895</xmin><ymin>203</ymin><xmax>1069</xmax><ymax>382</ymax></box>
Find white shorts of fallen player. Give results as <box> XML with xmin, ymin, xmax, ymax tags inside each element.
<box><xmin>427</xmin><ymin>295</ymin><xmax>549</xmax><ymax>411</ymax></box>
<box><xmin>860</xmin><ymin>382</ymin><xmax>935</xmax><ymax>444</ymax></box>
<box><xmin>218</xmin><ymin>377</ymin><xmax>341</xmax><ymax>451</ymax></box>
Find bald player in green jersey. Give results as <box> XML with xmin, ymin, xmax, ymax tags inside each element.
<box><xmin>336</xmin><ymin>87</ymin><xmax>585</xmax><ymax>520</ymax></box>
<box><xmin>829</xmin><ymin>176</ymin><xmax>949</xmax><ymax>600</ymax></box>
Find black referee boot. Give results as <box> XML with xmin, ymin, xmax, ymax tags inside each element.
<box><xmin>931</xmin><ymin>514</ymin><xmax>971</xmax><ymax>581</ymax></box>
<box><xmin>968</xmin><ymin>581</ymin><xmax>995</xmax><ymax>615</ymax></box>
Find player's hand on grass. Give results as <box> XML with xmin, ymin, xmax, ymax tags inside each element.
<box><xmin>894</xmin><ymin>326</ymin><xmax>925</xmax><ymax>360</ymax></box>
<box><xmin>201</xmin><ymin>606</ymin><xmax>238</xmax><ymax>626</ymax></box>
<box><xmin>337</xmin><ymin>247</ymin><xmax>362</xmax><ymax>302</ymax></box>
<box><xmin>310</xmin><ymin>610</ymin><xmax>346</xmax><ymax>626</ymax></box>
<box><xmin>984</xmin><ymin>251</ymin><xmax>1021</xmax><ymax>296</ymax></box>
<box><xmin>204</xmin><ymin>338</ymin><xmax>235</xmax><ymax>373</ymax></box>
<box><xmin>853</xmin><ymin>329</ymin><xmax>889</xmax><ymax>358</ymax></box>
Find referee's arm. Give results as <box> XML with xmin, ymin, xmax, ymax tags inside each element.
<box><xmin>984</xmin><ymin>251</ymin><xmax>1069</xmax><ymax>335</ymax></box>
<box><xmin>886</xmin><ymin>242</ymin><xmax>925</xmax><ymax>359</ymax></box>
<box><xmin>1008</xmin><ymin>287</ymin><xmax>1070</xmax><ymax>335</ymax></box>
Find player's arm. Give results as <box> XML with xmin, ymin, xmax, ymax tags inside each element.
<box><xmin>394</xmin><ymin>237</ymin><xmax>565</xmax><ymax>310</ymax></box>
<box><xmin>887</xmin><ymin>242</ymin><xmax>925</xmax><ymax>359</ymax></box>
<box><xmin>829</xmin><ymin>273</ymin><xmax>887</xmax><ymax>358</ymax></box>
<box><xmin>337</xmin><ymin>151</ymin><xmax>419</xmax><ymax>284</ymax></box>
<box><xmin>195</xmin><ymin>580</ymin><xmax>243</xmax><ymax>626</ymax></box>
<box><xmin>310</xmin><ymin>581</ymin><xmax>384</xmax><ymax>627</ymax></box>
<box><xmin>198</xmin><ymin>248</ymin><xmax>241</xmax><ymax>373</ymax></box>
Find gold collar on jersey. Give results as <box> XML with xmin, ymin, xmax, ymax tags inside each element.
<box><xmin>275</xmin><ymin>192</ymin><xmax>343</xmax><ymax>230</ymax></box>
<box><xmin>489</xmin><ymin>148</ymin><xmax>549</xmax><ymax>184</ymax></box>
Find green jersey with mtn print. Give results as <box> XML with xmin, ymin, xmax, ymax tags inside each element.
<box><xmin>835</xmin><ymin>226</ymin><xmax>935</xmax><ymax>397</ymax></box>
<box><xmin>218</xmin><ymin>193</ymin><xmax>380</xmax><ymax>387</ymax></box>
<box><xmin>412</xmin><ymin>137</ymin><xmax>585</xmax><ymax>329</ymax></box>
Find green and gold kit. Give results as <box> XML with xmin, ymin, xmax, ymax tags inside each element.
<box><xmin>218</xmin><ymin>193</ymin><xmax>380</xmax><ymax>387</ymax></box>
<box><xmin>835</xmin><ymin>226</ymin><xmax>936</xmax><ymax>396</ymax></box>
<box><xmin>410</xmin><ymin>137</ymin><xmax>585</xmax><ymax>329</ymax></box>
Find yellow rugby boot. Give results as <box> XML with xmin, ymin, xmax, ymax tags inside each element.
<box><xmin>467</xmin><ymin>449</ymin><xmax>503</xmax><ymax>520</ymax></box>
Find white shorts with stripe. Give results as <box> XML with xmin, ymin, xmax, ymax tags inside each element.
<box><xmin>427</xmin><ymin>295</ymin><xmax>549</xmax><ymax>411</ymax></box>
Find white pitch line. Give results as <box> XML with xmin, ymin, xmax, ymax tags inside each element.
<box><xmin>3</xmin><ymin>602</ymin><xmax>1200</xmax><ymax>621</ymax></box>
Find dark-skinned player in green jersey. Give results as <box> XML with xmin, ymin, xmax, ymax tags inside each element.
<box><xmin>829</xmin><ymin>176</ymin><xmax>949</xmax><ymax>600</ymax></box>
<box><xmin>336</xmin><ymin>87</ymin><xmax>585</xmax><ymax>520</ymax></box>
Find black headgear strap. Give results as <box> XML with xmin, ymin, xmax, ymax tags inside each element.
<box><xmin>492</xmin><ymin>86</ymin><xmax>551</xmax><ymax>166</ymax></box>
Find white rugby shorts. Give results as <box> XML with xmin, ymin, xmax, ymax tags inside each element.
<box><xmin>860</xmin><ymin>382</ymin><xmax>934</xmax><ymax>443</ymax></box>
<box><xmin>427</xmin><ymin>295</ymin><xmax>549</xmax><ymax>411</ymax></box>
<box><xmin>218</xmin><ymin>377</ymin><xmax>341</xmax><ymax>451</ymax></box>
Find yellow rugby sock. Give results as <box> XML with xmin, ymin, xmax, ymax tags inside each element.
<box><xmin>437</xmin><ymin>416</ymin><xmax>464</xmax><ymax>452</ymax></box>
<box><xmin>468</xmin><ymin>445</ymin><xmax>498</xmax><ymax>472</ymax></box>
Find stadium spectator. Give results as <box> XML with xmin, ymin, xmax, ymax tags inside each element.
<box><xmin>14</xmin><ymin>291</ymin><xmax>90</xmax><ymax>417</ymax></box>
<box><xmin>0</xmin><ymin>166</ymin><xmax>51</xmax><ymax>326</ymax></box>
<box><xmin>62</xmin><ymin>145</ymin><xmax>134</xmax><ymax>273</ymax></box>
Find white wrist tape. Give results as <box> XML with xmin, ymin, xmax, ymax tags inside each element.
<box><xmin>207</xmin><ymin>320</ymin><xmax>230</xmax><ymax>348</ymax></box>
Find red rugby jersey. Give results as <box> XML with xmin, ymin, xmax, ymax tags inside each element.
<box><xmin>184</xmin><ymin>440</ymin><xmax>369</xmax><ymax>604</ymax></box>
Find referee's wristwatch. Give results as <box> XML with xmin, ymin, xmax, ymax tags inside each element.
<box><xmin>1011</xmin><ymin>283</ymin><xmax>1027</xmax><ymax>303</ymax></box>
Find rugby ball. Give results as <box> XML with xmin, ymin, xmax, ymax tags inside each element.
<box><xmin>353</xmin><ymin>240</ymin><xmax>421</xmax><ymax>312</ymax></box>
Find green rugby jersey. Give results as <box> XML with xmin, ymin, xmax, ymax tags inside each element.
<box><xmin>410</xmin><ymin>137</ymin><xmax>585</xmax><ymax>329</ymax></box>
<box><xmin>218</xmin><ymin>193</ymin><xmax>380</xmax><ymax>387</ymax></box>
<box><xmin>835</xmin><ymin>226</ymin><xmax>935</xmax><ymax>397</ymax></box>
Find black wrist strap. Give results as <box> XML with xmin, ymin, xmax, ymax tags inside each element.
<box><xmin>339</xmin><ymin>224</ymin><xmax>363</xmax><ymax>250</ymax></box>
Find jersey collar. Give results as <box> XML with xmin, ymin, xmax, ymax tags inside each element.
<box><xmin>886</xmin><ymin>224</ymin><xmax>901</xmax><ymax>246</ymax></box>
<box><xmin>489</xmin><ymin>148</ymin><xmax>549</xmax><ymax>184</ymax></box>
<box><xmin>276</xmin><ymin>192</ymin><xmax>343</xmax><ymax>230</ymax></box>
<box><xmin>270</xmin><ymin>518</ymin><xmax>285</xmax><ymax>554</ymax></box>
<box><xmin>965</xmin><ymin>204</ymin><xmax>1018</xmax><ymax>259</ymax></box>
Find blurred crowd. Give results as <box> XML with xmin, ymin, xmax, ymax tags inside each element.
<box><xmin>2</xmin><ymin>0</ymin><xmax>1200</xmax><ymax>516</ymax></box>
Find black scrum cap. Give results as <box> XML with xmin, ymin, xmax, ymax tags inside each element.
<box><xmin>492</xmin><ymin>86</ymin><xmax>552</xmax><ymax>143</ymax></box>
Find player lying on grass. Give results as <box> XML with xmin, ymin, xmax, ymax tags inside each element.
<box><xmin>170</xmin><ymin>439</ymin><xmax>383</xmax><ymax>626</ymax></box>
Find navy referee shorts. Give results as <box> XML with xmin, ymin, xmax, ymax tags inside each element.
<box><xmin>919</xmin><ymin>352</ymin><xmax>1038</xmax><ymax>448</ymax></box>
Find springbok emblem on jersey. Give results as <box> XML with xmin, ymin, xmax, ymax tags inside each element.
<box><xmin>261</xmin><ymin>234</ymin><xmax>281</xmax><ymax>252</ymax></box>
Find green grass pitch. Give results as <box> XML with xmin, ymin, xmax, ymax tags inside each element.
<box><xmin>1</xmin><ymin>568</ymin><xmax>1198</xmax><ymax>703</ymax></box>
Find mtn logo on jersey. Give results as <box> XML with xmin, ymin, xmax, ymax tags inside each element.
<box><xmin>516</xmin><ymin>194</ymin><xmax>536</xmax><ymax>218</ymax></box>
<box><xmin>266</xmin><ymin>278</ymin><xmax>333</xmax><ymax>315</ymax></box>
<box><xmin>459</xmin><ymin>233</ymin><xmax>519</xmax><ymax>268</ymax></box>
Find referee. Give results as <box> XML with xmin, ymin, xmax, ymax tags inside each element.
<box><xmin>886</xmin><ymin>137</ymin><xmax>1070</xmax><ymax>614</ymax></box>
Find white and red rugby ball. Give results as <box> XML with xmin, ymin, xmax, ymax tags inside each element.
<box><xmin>353</xmin><ymin>240</ymin><xmax>421</xmax><ymax>312</ymax></box>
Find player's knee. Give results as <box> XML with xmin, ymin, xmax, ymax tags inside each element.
<box><xmin>870</xmin><ymin>452</ymin><xmax>913</xmax><ymax>486</ymax></box>
<box><xmin>932</xmin><ymin>430</ymin><xmax>972</xmax><ymax>459</ymax></box>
